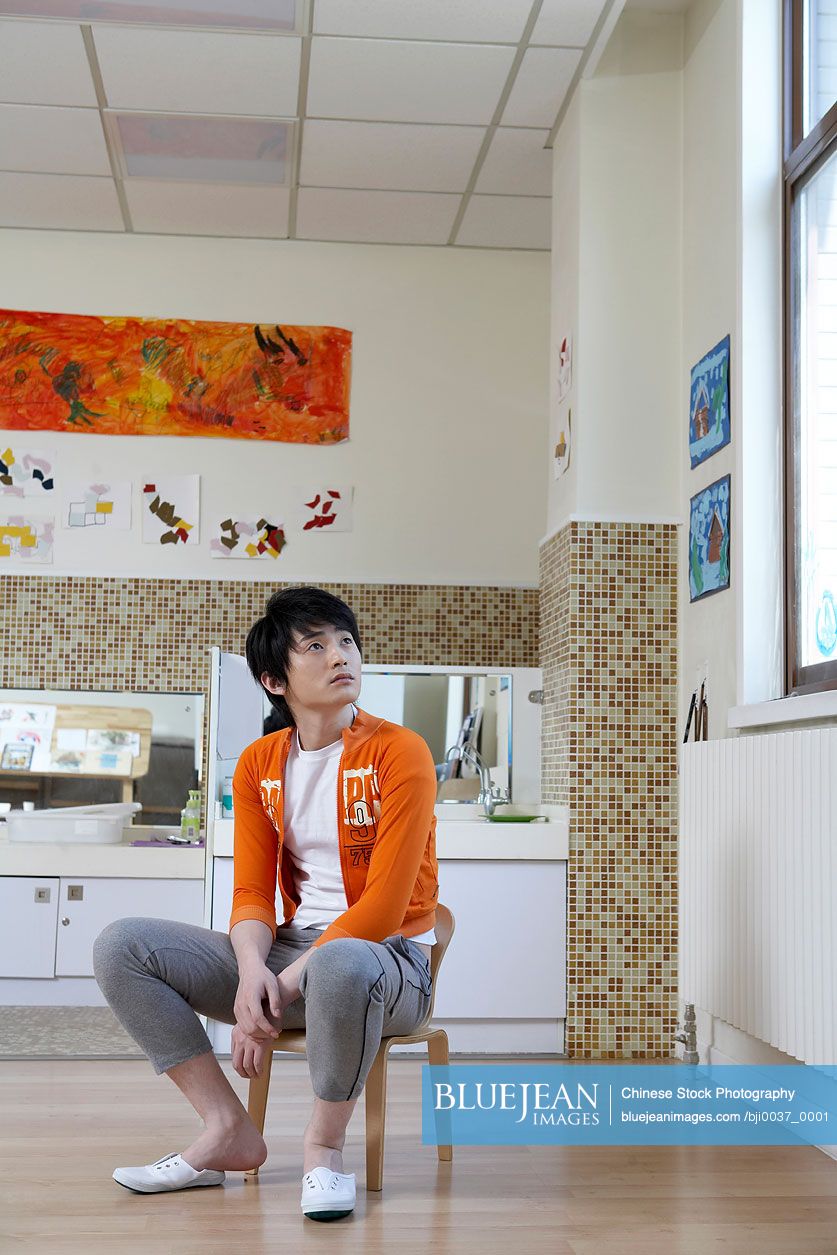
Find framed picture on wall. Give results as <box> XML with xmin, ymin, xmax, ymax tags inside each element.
<box><xmin>689</xmin><ymin>474</ymin><xmax>730</xmax><ymax>602</ymax></box>
<box><xmin>689</xmin><ymin>334</ymin><xmax>730</xmax><ymax>468</ymax></box>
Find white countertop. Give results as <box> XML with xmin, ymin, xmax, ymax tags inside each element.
<box><xmin>0</xmin><ymin>805</ymin><xmax>569</xmax><ymax>877</ymax></box>
<box><xmin>211</xmin><ymin>809</ymin><xmax>569</xmax><ymax>860</ymax></box>
<box><xmin>0</xmin><ymin>828</ymin><xmax>206</xmax><ymax>879</ymax></box>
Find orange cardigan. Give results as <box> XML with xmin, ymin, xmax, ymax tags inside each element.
<box><xmin>229</xmin><ymin>705</ymin><xmax>439</xmax><ymax>948</ymax></box>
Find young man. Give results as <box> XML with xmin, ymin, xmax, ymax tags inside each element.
<box><xmin>93</xmin><ymin>586</ymin><xmax>439</xmax><ymax>1221</ymax></box>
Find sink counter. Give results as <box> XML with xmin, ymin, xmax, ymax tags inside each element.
<box><xmin>0</xmin><ymin>829</ymin><xmax>205</xmax><ymax>879</ymax></box>
<box><xmin>210</xmin><ymin>812</ymin><xmax>569</xmax><ymax>860</ymax></box>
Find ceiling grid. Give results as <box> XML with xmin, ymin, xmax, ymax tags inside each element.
<box><xmin>0</xmin><ymin>0</ymin><xmax>617</xmax><ymax>249</ymax></box>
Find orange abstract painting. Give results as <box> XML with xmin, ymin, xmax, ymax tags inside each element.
<box><xmin>0</xmin><ymin>309</ymin><xmax>351</xmax><ymax>444</ymax></box>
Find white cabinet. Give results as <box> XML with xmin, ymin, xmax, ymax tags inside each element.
<box><xmin>0</xmin><ymin>875</ymin><xmax>204</xmax><ymax>979</ymax></box>
<box><xmin>0</xmin><ymin>877</ymin><xmax>60</xmax><ymax>978</ymax></box>
<box><xmin>432</xmin><ymin>861</ymin><xmax>566</xmax><ymax>1019</ymax></box>
<box><xmin>211</xmin><ymin>857</ymin><xmax>565</xmax><ymax>1017</ymax></box>
<box><xmin>55</xmin><ymin>877</ymin><xmax>205</xmax><ymax>976</ymax></box>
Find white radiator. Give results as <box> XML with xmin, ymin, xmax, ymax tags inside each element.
<box><xmin>680</xmin><ymin>730</ymin><xmax>837</xmax><ymax>1065</ymax></box>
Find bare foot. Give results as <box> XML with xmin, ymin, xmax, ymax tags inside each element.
<box><xmin>303</xmin><ymin>1140</ymin><xmax>345</xmax><ymax>1175</ymax></box>
<box><xmin>181</xmin><ymin>1116</ymin><xmax>267</xmax><ymax>1172</ymax></box>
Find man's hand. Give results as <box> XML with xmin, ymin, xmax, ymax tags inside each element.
<box><xmin>233</xmin><ymin>963</ymin><xmax>283</xmax><ymax>1039</ymax></box>
<box><xmin>231</xmin><ymin>1024</ymin><xmax>274</xmax><ymax>1079</ymax></box>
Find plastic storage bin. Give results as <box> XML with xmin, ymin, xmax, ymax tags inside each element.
<box><xmin>5</xmin><ymin>802</ymin><xmax>142</xmax><ymax>844</ymax></box>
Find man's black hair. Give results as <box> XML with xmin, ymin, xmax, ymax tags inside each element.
<box><xmin>245</xmin><ymin>586</ymin><xmax>362</xmax><ymax>729</ymax></box>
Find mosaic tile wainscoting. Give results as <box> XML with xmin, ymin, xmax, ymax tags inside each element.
<box><xmin>0</xmin><ymin>577</ymin><xmax>539</xmax><ymax>692</ymax></box>
<box><xmin>540</xmin><ymin>521</ymin><xmax>678</xmax><ymax>1058</ymax></box>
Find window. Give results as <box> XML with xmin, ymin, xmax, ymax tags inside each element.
<box><xmin>785</xmin><ymin>0</ymin><xmax>837</xmax><ymax>692</ymax></box>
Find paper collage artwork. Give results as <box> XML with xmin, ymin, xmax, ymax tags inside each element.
<box><xmin>0</xmin><ymin>516</ymin><xmax>54</xmax><ymax>563</ymax></box>
<box><xmin>142</xmin><ymin>475</ymin><xmax>199</xmax><ymax>545</ymax></box>
<box><xmin>64</xmin><ymin>480</ymin><xmax>131</xmax><ymax>529</ymax></box>
<box><xmin>291</xmin><ymin>485</ymin><xmax>354</xmax><ymax>532</ymax></box>
<box><xmin>0</xmin><ymin>444</ymin><xmax>54</xmax><ymax>497</ymax></box>
<box><xmin>210</xmin><ymin>516</ymin><xmax>287</xmax><ymax>559</ymax></box>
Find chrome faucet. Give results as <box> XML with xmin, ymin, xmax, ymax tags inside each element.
<box><xmin>444</xmin><ymin>744</ymin><xmax>510</xmax><ymax>816</ymax></box>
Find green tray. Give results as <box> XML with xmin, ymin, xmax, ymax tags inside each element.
<box><xmin>485</xmin><ymin>814</ymin><xmax>541</xmax><ymax>823</ymax></box>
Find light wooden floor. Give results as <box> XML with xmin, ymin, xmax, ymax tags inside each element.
<box><xmin>2</xmin><ymin>1056</ymin><xmax>837</xmax><ymax>1254</ymax></box>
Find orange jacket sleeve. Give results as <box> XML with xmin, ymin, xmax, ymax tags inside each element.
<box><xmin>309</xmin><ymin>730</ymin><xmax>436</xmax><ymax>948</ymax></box>
<box><xmin>228</xmin><ymin>745</ymin><xmax>279</xmax><ymax>939</ymax></box>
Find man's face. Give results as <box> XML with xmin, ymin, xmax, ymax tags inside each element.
<box><xmin>263</xmin><ymin>622</ymin><xmax>361</xmax><ymax>713</ymax></box>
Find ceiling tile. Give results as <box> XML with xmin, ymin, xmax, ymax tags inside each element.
<box><xmin>502</xmin><ymin>46</ymin><xmax>581</xmax><ymax>127</ymax></box>
<box><xmin>475</xmin><ymin>127</ymin><xmax>552</xmax><ymax>196</ymax></box>
<box><xmin>0</xmin><ymin>19</ymin><xmax>97</xmax><ymax>106</ymax></box>
<box><xmin>300</xmin><ymin>120</ymin><xmax>485</xmax><ymax>193</ymax></box>
<box><xmin>93</xmin><ymin>26</ymin><xmax>301</xmax><ymax>115</ymax></box>
<box><xmin>296</xmin><ymin>187</ymin><xmax>459</xmax><ymax>245</ymax></box>
<box><xmin>124</xmin><ymin>181</ymin><xmax>291</xmax><ymax>239</ymax></box>
<box><xmin>0</xmin><ymin>171</ymin><xmax>123</xmax><ymax>229</ymax></box>
<box><xmin>0</xmin><ymin>104</ymin><xmax>111</xmax><ymax>176</ymax></box>
<box><xmin>0</xmin><ymin>0</ymin><xmax>297</xmax><ymax>27</ymax></box>
<box><xmin>0</xmin><ymin>0</ymin><xmax>299</xmax><ymax>29</ymax></box>
<box><xmin>125</xmin><ymin>180</ymin><xmax>290</xmax><ymax>236</ymax></box>
<box><xmin>111</xmin><ymin>113</ymin><xmax>294</xmax><ymax>184</ymax></box>
<box><xmin>457</xmin><ymin>194</ymin><xmax>551</xmax><ymax>250</ymax></box>
<box><xmin>531</xmin><ymin>0</ymin><xmax>603</xmax><ymax>47</ymax></box>
<box><xmin>313</xmin><ymin>0</ymin><xmax>532</xmax><ymax>43</ymax></box>
<box><xmin>307</xmin><ymin>38</ymin><xmax>515</xmax><ymax>126</ymax></box>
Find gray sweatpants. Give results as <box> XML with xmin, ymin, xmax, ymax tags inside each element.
<box><xmin>92</xmin><ymin>917</ymin><xmax>433</xmax><ymax>1102</ymax></box>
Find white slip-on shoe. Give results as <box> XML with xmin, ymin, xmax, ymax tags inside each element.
<box><xmin>300</xmin><ymin>1166</ymin><xmax>356</xmax><ymax>1221</ymax></box>
<box><xmin>112</xmin><ymin>1151</ymin><xmax>226</xmax><ymax>1194</ymax></box>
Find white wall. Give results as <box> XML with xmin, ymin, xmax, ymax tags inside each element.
<box><xmin>0</xmin><ymin>232</ymin><xmax>549</xmax><ymax>585</ymax></box>
<box><xmin>680</xmin><ymin>0</ymin><xmax>783</xmax><ymax>734</ymax></box>
<box><xmin>548</xmin><ymin>92</ymin><xmax>581</xmax><ymax>524</ymax></box>
<box><xmin>546</xmin><ymin>11</ymin><xmax>682</xmax><ymax>539</ymax></box>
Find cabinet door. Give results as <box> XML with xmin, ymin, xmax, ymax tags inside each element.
<box><xmin>211</xmin><ymin>857</ymin><xmax>284</xmax><ymax>931</ymax></box>
<box><xmin>433</xmin><ymin>861</ymin><xmax>567</xmax><ymax>1019</ymax></box>
<box><xmin>0</xmin><ymin>877</ymin><xmax>59</xmax><ymax>978</ymax></box>
<box><xmin>55</xmin><ymin>877</ymin><xmax>205</xmax><ymax>977</ymax></box>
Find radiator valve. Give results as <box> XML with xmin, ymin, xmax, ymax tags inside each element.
<box><xmin>674</xmin><ymin>1002</ymin><xmax>699</xmax><ymax>1064</ymax></box>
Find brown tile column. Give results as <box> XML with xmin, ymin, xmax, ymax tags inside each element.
<box><xmin>540</xmin><ymin>521</ymin><xmax>678</xmax><ymax>1057</ymax></box>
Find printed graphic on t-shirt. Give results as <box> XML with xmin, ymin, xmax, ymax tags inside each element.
<box><xmin>259</xmin><ymin>777</ymin><xmax>283</xmax><ymax>830</ymax></box>
<box><xmin>342</xmin><ymin>764</ymin><xmax>380</xmax><ymax>866</ymax></box>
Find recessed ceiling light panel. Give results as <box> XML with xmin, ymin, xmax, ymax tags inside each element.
<box><xmin>0</xmin><ymin>0</ymin><xmax>301</xmax><ymax>31</ymax></box>
<box><xmin>109</xmin><ymin>112</ymin><xmax>295</xmax><ymax>184</ymax></box>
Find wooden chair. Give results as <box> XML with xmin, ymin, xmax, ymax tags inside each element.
<box><xmin>245</xmin><ymin>904</ymin><xmax>456</xmax><ymax>1191</ymax></box>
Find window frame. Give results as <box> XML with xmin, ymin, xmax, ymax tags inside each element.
<box><xmin>784</xmin><ymin>0</ymin><xmax>837</xmax><ymax>693</ymax></box>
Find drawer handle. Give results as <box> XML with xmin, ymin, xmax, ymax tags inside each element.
<box><xmin>61</xmin><ymin>917</ymin><xmax>70</xmax><ymax>926</ymax></box>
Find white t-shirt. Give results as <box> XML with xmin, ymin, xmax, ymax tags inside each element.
<box><xmin>283</xmin><ymin>717</ymin><xmax>436</xmax><ymax>944</ymax></box>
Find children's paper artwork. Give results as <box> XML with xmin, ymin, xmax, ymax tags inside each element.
<box><xmin>55</xmin><ymin>729</ymin><xmax>88</xmax><ymax>753</ymax></box>
<box><xmin>689</xmin><ymin>335</ymin><xmax>730</xmax><ymax>467</ymax></box>
<box><xmin>557</xmin><ymin>334</ymin><xmax>572</xmax><ymax>403</ymax></box>
<box><xmin>291</xmin><ymin>485</ymin><xmax>354</xmax><ymax>533</ymax></box>
<box><xmin>87</xmin><ymin>729</ymin><xmax>141</xmax><ymax>757</ymax></box>
<box><xmin>86</xmin><ymin>748</ymin><xmax>133</xmax><ymax>775</ymax></box>
<box><xmin>0</xmin><ymin>515</ymin><xmax>54</xmax><ymax>563</ymax></box>
<box><xmin>64</xmin><ymin>479</ymin><xmax>131</xmax><ymax>529</ymax></box>
<box><xmin>142</xmin><ymin>475</ymin><xmax>199</xmax><ymax>545</ymax></box>
<box><xmin>210</xmin><ymin>516</ymin><xmax>287</xmax><ymax>559</ymax></box>
<box><xmin>0</xmin><ymin>444</ymin><xmax>54</xmax><ymax>497</ymax></box>
<box><xmin>50</xmin><ymin>749</ymin><xmax>85</xmax><ymax>772</ymax></box>
<box><xmin>689</xmin><ymin>474</ymin><xmax>730</xmax><ymax>602</ymax></box>
<box><xmin>0</xmin><ymin>703</ymin><xmax>56</xmax><ymax>773</ymax></box>
<box><xmin>0</xmin><ymin>308</ymin><xmax>352</xmax><ymax>444</ymax></box>
<box><xmin>553</xmin><ymin>410</ymin><xmax>571</xmax><ymax>479</ymax></box>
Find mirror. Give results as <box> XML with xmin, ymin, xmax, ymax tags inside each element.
<box><xmin>260</xmin><ymin>671</ymin><xmax>512</xmax><ymax>803</ymax></box>
<box><xmin>0</xmin><ymin>688</ymin><xmax>204</xmax><ymax>826</ymax></box>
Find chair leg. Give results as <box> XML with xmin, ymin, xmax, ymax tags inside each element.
<box><xmin>364</xmin><ymin>1043</ymin><xmax>389</xmax><ymax>1192</ymax></box>
<box><xmin>426</xmin><ymin>1029</ymin><xmax>453</xmax><ymax>1163</ymax></box>
<box><xmin>244</xmin><ymin>1049</ymin><xmax>274</xmax><ymax>1180</ymax></box>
